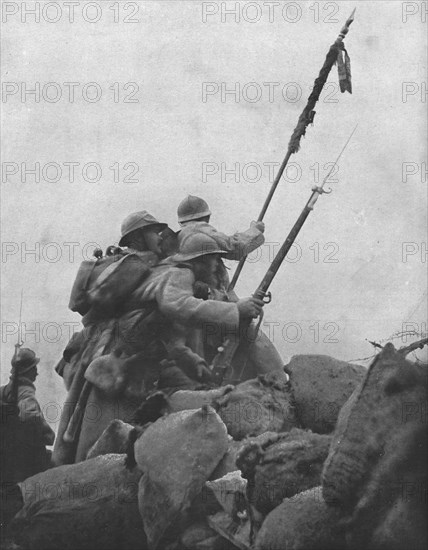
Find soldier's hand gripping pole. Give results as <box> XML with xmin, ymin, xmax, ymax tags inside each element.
<box><xmin>213</xmin><ymin>127</ymin><xmax>357</xmax><ymax>385</ymax></box>
<box><xmin>229</xmin><ymin>8</ymin><xmax>356</xmax><ymax>291</ymax></box>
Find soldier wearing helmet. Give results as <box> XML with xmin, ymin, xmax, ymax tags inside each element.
<box><xmin>176</xmin><ymin>196</ymin><xmax>285</xmax><ymax>379</ymax></box>
<box><xmin>176</xmin><ymin>195</ymin><xmax>265</xmax><ymax>298</ymax></box>
<box><xmin>53</xmin><ymin>210</ymin><xmax>170</xmax><ymax>464</ymax></box>
<box><xmin>119</xmin><ymin>210</ymin><xmax>167</xmax><ymax>257</ymax></box>
<box><xmin>0</xmin><ymin>346</ymin><xmax>54</xmax><ymax>483</ymax></box>
<box><xmin>126</xmin><ymin>232</ymin><xmax>264</xmax><ymax>377</ymax></box>
<box><xmin>177</xmin><ymin>194</ymin><xmax>265</xmax><ymax>260</ymax></box>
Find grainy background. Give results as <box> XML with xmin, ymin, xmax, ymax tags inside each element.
<box><xmin>1</xmin><ymin>0</ymin><xmax>427</xmax><ymax>430</ymax></box>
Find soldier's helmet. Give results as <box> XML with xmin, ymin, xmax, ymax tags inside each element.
<box><xmin>177</xmin><ymin>195</ymin><xmax>212</xmax><ymax>223</ymax></box>
<box><xmin>171</xmin><ymin>232</ymin><xmax>227</xmax><ymax>262</ymax></box>
<box><xmin>119</xmin><ymin>211</ymin><xmax>167</xmax><ymax>246</ymax></box>
<box><xmin>11</xmin><ymin>348</ymin><xmax>40</xmax><ymax>374</ymax></box>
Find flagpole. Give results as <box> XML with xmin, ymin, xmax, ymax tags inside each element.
<box><xmin>229</xmin><ymin>8</ymin><xmax>356</xmax><ymax>291</ymax></box>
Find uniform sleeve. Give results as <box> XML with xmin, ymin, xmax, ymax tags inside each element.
<box><xmin>155</xmin><ymin>268</ymin><xmax>240</xmax><ymax>328</ymax></box>
<box><xmin>203</xmin><ymin>223</ymin><xmax>265</xmax><ymax>261</ymax></box>
<box><xmin>18</xmin><ymin>389</ymin><xmax>55</xmax><ymax>445</ymax></box>
<box><xmin>165</xmin><ymin>323</ymin><xmax>208</xmax><ymax>369</ymax></box>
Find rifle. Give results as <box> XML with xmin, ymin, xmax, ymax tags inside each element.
<box><xmin>211</xmin><ymin>126</ymin><xmax>357</xmax><ymax>385</ymax></box>
<box><xmin>52</xmin><ymin>356</ymin><xmax>90</xmax><ymax>465</ymax></box>
<box><xmin>9</xmin><ymin>290</ymin><xmax>24</xmax><ymax>407</ymax></box>
<box><xmin>229</xmin><ymin>9</ymin><xmax>355</xmax><ymax>291</ymax></box>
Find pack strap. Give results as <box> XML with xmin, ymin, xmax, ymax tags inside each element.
<box><xmin>91</xmin><ymin>253</ymin><xmax>136</xmax><ymax>290</ymax></box>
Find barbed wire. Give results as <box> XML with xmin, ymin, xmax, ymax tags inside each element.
<box><xmin>347</xmin><ymin>331</ymin><xmax>428</xmax><ymax>364</ymax></box>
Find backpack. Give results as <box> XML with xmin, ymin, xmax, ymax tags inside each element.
<box><xmin>69</xmin><ymin>250</ymin><xmax>158</xmax><ymax>316</ymax></box>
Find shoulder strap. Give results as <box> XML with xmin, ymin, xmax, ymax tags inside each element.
<box><xmin>92</xmin><ymin>253</ymin><xmax>134</xmax><ymax>289</ymax></box>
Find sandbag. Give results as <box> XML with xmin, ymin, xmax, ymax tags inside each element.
<box><xmin>208</xmin><ymin>432</ymin><xmax>286</xmax><ymax>485</ymax></box>
<box><xmin>167</xmin><ymin>385</ymin><xmax>234</xmax><ymax>413</ymax></box>
<box><xmin>254</xmin><ymin>486</ymin><xmax>346</xmax><ymax>550</ymax></box>
<box><xmin>10</xmin><ymin>454</ymin><xmax>145</xmax><ymax>550</ymax></box>
<box><xmin>86</xmin><ymin>419</ymin><xmax>133</xmax><ymax>459</ymax></box>
<box><xmin>134</xmin><ymin>406</ymin><xmax>229</xmax><ymax>550</ymax></box>
<box><xmin>215</xmin><ymin>373</ymin><xmax>299</xmax><ymax>440</ymax></box>
<box><xmin>286</xmin><ymin>354</ymin><xmax>366</xmax><ymax>433</ymax></box>
<box><xmin>237</xmin><ymin>428</ymin><xmax>331</xmax><ymax>517</ymax></box>
<box><xmin>206</xmin><ymin>471</ymin><xmax>247</xmax><ymax>517</ymax></box>
<box><xmin>208</xmin><ymin>438</ymin><xmax>242</xmax><ymax>481</ymax></box>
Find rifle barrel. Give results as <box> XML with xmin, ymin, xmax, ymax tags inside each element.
<box><xmin>18</xmin><ymin>289</ymin><xmax>23</xmax><ymax>346</ymax></box>
<box><xmin>253</xmin><ymin>124</ymin><xmax>357</xmax><ymax>299</ymax></box>
<box><xmin>254</xmin><ymin>207</ymin><xmax>311</xmax><ymax>299</ymax></box>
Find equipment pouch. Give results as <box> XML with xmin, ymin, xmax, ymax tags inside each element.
<box><xmin>84</xmin><ymin>351</ymin><xmax>130</xmax><ymax>396</ymax></box>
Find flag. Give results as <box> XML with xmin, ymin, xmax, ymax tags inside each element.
<box><xmin>337</xmin><ymin>45</ymin><xmax>352</xmax><ymax>94</ymax></box>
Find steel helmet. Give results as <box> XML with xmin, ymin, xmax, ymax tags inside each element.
<box><xmin>119</xmin><ymin>211</ymin><xmax>167</xmax><ymax>246</ymax></box>
<box><xmin>177</xmin><ymin>195</ymin><xmax>211</xmax><ymax>223</ymax></box>
<box><xmin>171</xmin><ymin>232</ymin><xmax>227</xmax><ymax>262</ymax></box>
<box><xmin>11</xmin><ymin>348</ymin><xmax>40</xmax><ymax>374</ymax></box>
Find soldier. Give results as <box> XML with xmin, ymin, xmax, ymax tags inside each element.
<box><xmin>175</xmin><ymin>196</ymin><xmax>285</xmax><ymax>378</ymax></box>
<box><xmin>53</xmin><ymin>211</ymin><xmax>170</xmax><ymax>465</ymax></box>
<box><xmin>128</xmin><ymin>232</ymin><xmax>265</xmax><ymax>377</ymax></box>
<box><xmin>177</xmin><ymin>195</ymin><xmax>265</xmax><ymax>261</ymax></box>
<box><xmin>0</xmin><ymin>346</ymin><xmax>54</xmax><ymax>483</ymax></box>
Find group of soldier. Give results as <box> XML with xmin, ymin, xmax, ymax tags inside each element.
<box><xmin>1</xmin><ymin>195</ymin><xmax>285</xmax><ymax>497</ymax></box>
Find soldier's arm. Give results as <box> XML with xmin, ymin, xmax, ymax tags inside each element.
<box><xmin>155</xmin><ymin>267</ymin><xmax>240</xmax><ymax>328</ymax></box>
<box><xmin>204</xmin><ymin>223</ymin><xmax>265</xmax><ymax>261</ymax></box>
<box><xmin>164</xmin><ymin>323</ymin><xmax>212</xmax><ymax>381</ymax></box>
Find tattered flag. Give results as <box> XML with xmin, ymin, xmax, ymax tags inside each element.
<box><xmin>337</xmin><ymin>45</ymin><xmax>352</xmax><ymax>94</ymax></box>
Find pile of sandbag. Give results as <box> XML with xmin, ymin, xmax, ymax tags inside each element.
<box><xmin>8</xmin><ymin>454</ymin><xmax>145</xmax><ymax>550</ymax></box>
<box><xmin>12</xmin><ymin>352</ymin><xmax>372</xmax><ymax>550</ymax></box>
<box><xmin>253</xmin><ymin>346</ymin><xmax>428</xmax><ymax>550</ymax></box>
<box><xmin>72</xmin><ymin>355</ymin><xmax>366</xmax><ymax>549</ymax></box>
<box><xmin>198</xmin><ymin>356</ymin><xmax>368</xmax><ymax>548</ymax></box>
<box><xmin>321</xmin><ymin>344</ymin><xmax>428</xmax><ymax>550</ymax></box>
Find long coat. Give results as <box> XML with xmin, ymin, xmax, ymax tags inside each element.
<box><xmin>53</xmin><ymin>251</ymin><xmax>163</xmax><ymax>465</ymax></box>
<box><xmin>130</xmin><ymin>262</ymin><xmax>240</xmax><ymax>337</ymax></box>
<box><xmin>132</xmin><ymin>262</ymin><xmax>285</xmax><ymax>380</ymax></box>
